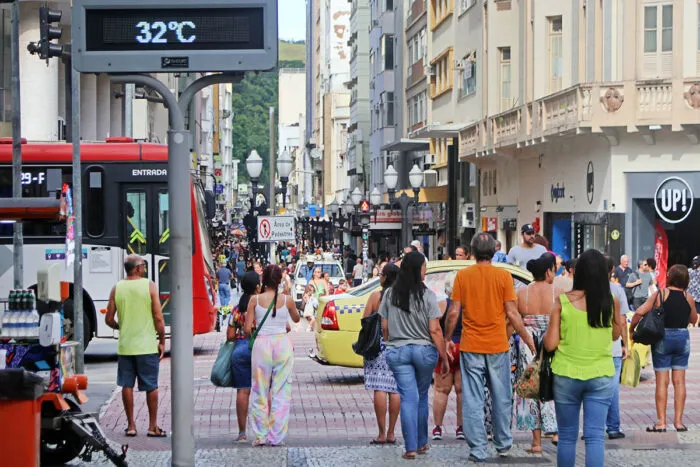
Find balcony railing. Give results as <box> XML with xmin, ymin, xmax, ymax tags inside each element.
<box><xmin>459</xmin><ymin>79</ymin><xmax>698</xmax><ymax>160</ymax></box>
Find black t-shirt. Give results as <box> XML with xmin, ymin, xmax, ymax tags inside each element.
<box><xmin>613</xmin><ymin>266</ymin><xmax>633</xmax><ymax>300</ymax></box>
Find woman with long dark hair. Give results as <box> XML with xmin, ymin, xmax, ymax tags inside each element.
<box><xmin>379</xmin><ymin>251</ymin><xmax>449</xmax><ymax>460</ymax></box>
<box><xmin>244</xmin><ymin>265</ymin><xmax>301</xmax><ymax>446</ymax></box>
<box><xmin>226</xmin><ymin>271</ymin><xmax>260</xmax><ymax>442</ymax></box>
<box><xmin>362</xmin><ymin>263</ymin><xmax>400</xmax><ymax>445</ymax></box>
<box><xmin>514</xmin><ymin>255</ymin><xmax>559</xmax><ymax>453</ymax></box>
<box><xmin>544</xmin><ymin>249</ymin><xmax>624</xmax><ymax>466</ymax></box>
<box><xmin>631</xmin><ymin>264</ymin><xmax>698</xmax><ymax>432</ymax></box>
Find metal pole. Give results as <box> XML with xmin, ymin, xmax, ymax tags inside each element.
<box><xmin>269</xmin><ymin>107</ymin><xmax>276</xmax><ymax>263</ymax></box>
<box><xmin>570</xmin><ymin>195</ymin><xmax>576</xmax><ymax>260</ymax></box>
<box><xmin>64</xmin><ymin>50</ymin><xmax>72</xmax><ymax>142</ymax></box>
<box><xmin>124</xmin><ymin>84</ymin><xmax>134</xmax><ymax>137</ymax></box>
<box><xmin>71</xmin><ymin>67</ymin><xmax>85</xmax><ymax>371</ymax></box>
<box><xmin>111</xmin><ymin>74</ymin><xmax>191</xmax><ymax>467</ymax></box>
<box><xmin>10</xmin><ymin>0</ymin><xmax>22</xmax><ymax>289</ymax></box>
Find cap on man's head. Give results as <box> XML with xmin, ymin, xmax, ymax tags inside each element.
<box><xmin>693</xmin><ymin>256</ymin><xmax>700</xmax><ymax>268</ymax></box>
<box><xmin>521</xmin><ymin>224</ymin><xmax>535</xmax><ymax>234</ymax></box>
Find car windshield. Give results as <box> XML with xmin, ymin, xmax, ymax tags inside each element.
<box><xmin>297</xmin><ymin>264</ymin><xmax>343</xmax><ymax>279</ymax></box>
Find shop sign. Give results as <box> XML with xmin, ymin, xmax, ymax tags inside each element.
<box><xmin>574</xmin><ymin>223</ymin><xmax>584</xmax><ymax>257</ymax></box>
<box><xmin>215</xmin><ymin>184</ymin><xmax>224</xmax><ymax>194</ymax></box>
<box><xmin>610</xmin><ymin>229</ymin><xmax>621</xmax><ymax>241</ymax></box>
<box><xmin>654</xmin><ymin>177</ymin><xmax>694</xmax><ymax>224</ymax></box>
<box><xmin>551</xmin><ymin>183</ymin><xmax>565</xmax><ymax>203</ymax></box>
<box><xmin>586</xmin><ymin>161</ymin><xmax>594</xmax><ymax>204</ymax></box>
<box><xmin>373</xmin><ymin>209</ymin><xmax>402</xmax><ymax>223</ymax></box>
<box><xmin>481</xmin><ymin>217</ymin><xmax>497</xmax><ymax>232</ymax></box>
<box><xmin>257</xmin><ymin>216</ymin><xmax>295</xmax><ymax>242</ymax></box>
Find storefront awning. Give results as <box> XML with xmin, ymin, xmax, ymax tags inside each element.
<box><xmin>408</xmin><ymin>122</ymin><xmax>470</xmax><ymax>139</ymax></box>
<box><xmin>381</xmin><ymin>138</ymin><xmax>430</xmax><ymax>152</ymax></box>
<box><xmin>393</xmin><ymin>185</ymin><xmax>448</xmax><ymax>204</ymax></box>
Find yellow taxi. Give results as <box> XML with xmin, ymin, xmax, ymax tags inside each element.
<box><xmin>313</xmin><ymin>260</ymin><xmax>533</xmax><ymax>368</ymax></box>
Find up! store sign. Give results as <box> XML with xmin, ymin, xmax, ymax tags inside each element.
<box><xmin>654</xmin><ymin>177</ymin><xmax>694</xmax><ymax>224</ymax></box>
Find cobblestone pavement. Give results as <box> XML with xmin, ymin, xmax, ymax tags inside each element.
<box><xmin>88</xmin><ymin>327</ymin><xmax>700</xmax><ymax>464</ymax></box>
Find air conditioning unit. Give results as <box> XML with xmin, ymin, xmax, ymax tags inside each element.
<box><xmin>453</xmin><ymin>58</ymin><xmax>465</xmax><ymax>70</ymax></box>
<box><xmin>423</xmin><ymin>169</ymin><xmax>438</xmax><ymax>187</ymax></box>
<box><xmin>424</xmin><ymin>65</ymin><xmax>435</xmax><ymax>76</ymax></box>
<box><xmin>423</xmin><ymin>153</ymin><xmax>437</xmax><ymax>167</ymax></box>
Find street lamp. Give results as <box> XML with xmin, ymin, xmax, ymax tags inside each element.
<box><xmin>351</xmin><ymin>186</ymin><xmax>363</xmax><ymax>206</ymax></box>
<box><xmin>246</xmin><ymin>149</ymin><xmax>263</xmax><ymax>182</ymax></box>
<box><xmin>277</xmin><ymin>148</ymin><xmax>293</xmax><ymax>208</ymax></box>
<box><xmin>384</xmin><ymin>163</ymin><xmax>423</xmax><ymax>249</ymax></box>
<box><xmin>370</xmin><ymin>187</ymin><xmax>382</xmax><ymax>206</ymax></box>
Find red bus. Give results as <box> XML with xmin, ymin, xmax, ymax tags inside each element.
<box><xmin>0</xmin><ymin>138</ymin><xmax>217</xmax><ymax>344</ymax></box>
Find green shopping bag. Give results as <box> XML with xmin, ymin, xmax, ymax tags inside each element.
<box><xmin>620</xmin><ymin>349</ymin><xmax>641</xmax><ymax>388</ymax></box>
<box><xmin>210</xmin><ymin>341</ymin><xmax>235</xmax><ymax>387</ymax></box>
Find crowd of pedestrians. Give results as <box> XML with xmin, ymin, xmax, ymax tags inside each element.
<box><xmin>202</xmin><ymin>228</ymin><xmax>700</xmax><ymax>463</ymax></box>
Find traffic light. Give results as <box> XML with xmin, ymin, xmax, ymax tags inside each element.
<box><xmin>39</xmin><ymin>7</ymin><xmax>63</xmax><ymax>60</ymax></box>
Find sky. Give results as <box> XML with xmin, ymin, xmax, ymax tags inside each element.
<box><xmin>278</xmin><ymin>0</ymin><xmax>307</xmax><ymax>42</ymax></box>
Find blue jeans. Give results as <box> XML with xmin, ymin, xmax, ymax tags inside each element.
<box><xmin>554</xmin><ymin>374</ymin><xmax>614</xmax><ymax>467</ymax></box>
<box><xmin>460</xmin><ymin>351</ymin><xmax>512</xmax><ymax>460</ymax></box>
<box><xmin>385</xmin><ymin>344</ymin><xmax>438</xmax><ymax>453</ymax></box>
<box><xmin>218</xmin><ymin>283</ymin><xmax>231</xmax><ymax>306</ymax></box>
<box><xmin>606</xmin><ymin>357</ymin><xmax>623</xmax><ymax>434</ymax></box>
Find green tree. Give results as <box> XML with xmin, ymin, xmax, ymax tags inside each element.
<box><xmin>231</xmin><ymin>58</ymin><xmax>304</xmax><ymax>187</ymax></box>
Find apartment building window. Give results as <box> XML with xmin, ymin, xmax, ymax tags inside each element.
<box><xmin>381</xmin><ymin>92</ymin><xmax>394</xmax><ymax>127</ymax></box>
<box><xmin>548</xmin><ymin>17</ymin><xmax>563</xmax><ymax>93</ymax></box>
<box><xmin>430</xmin><ymin>47</ymin><xmax>454</xmax><ymax>98</ymax></box>
<box><xmin>408</xmin><ymin>41</ymin><xmax>414</xmax><ymax>66</ymax></box>
<box><xmin>430</xmin><ymin>138</ymin><xmax>452</xmax><ymax>166</ymax></box>
<box><xmin>418</xmin><ymin>92</ymin><xmax>425</xmax><ymax>123</ymax></box>
<box><xmin>459</xmin><ymin>0</ymin><xmax>476</xmax><ymax>15</ymax></box>
<box><xmin>420</xmin><ymin>29</ymin><xmax>426</xmax><ymax>61</ymax></box>
<box><xmin>430</xmin><ymin>0</ymin><xmax>454</xmax><ymax>30</ymax></box>
<box><xmin>643</xmin><ymin>3</ymin><xmax>673</xmax><ymax>78</ymax></box>
<box><xmin>370</xmin><ymin>50</ymin><xmax>376</xmax><ymax>75</ymax></box>
<box><xmin>499</xmin><ymin>47</ymin><xmax>513</xmax><ymax>111</ymax></box>
<box><xmin>460</xmin><ymin>53</ymin><xmax>476</xmax><ymax>97</ymax></box>
<box><xmin>382</xmin><ymin>35</ymin><xmax>394</xmax><ymax>70</ymax></box>
<box><xmin>384</xmin><ymin>0</ymin><xmax>393</xmax><ymax>11</ymax></box>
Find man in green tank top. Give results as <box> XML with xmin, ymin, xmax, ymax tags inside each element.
<box><xmin>105</xmin><ymin>254</ymin><xmax>167</xmax><ymax>438</ymax></box>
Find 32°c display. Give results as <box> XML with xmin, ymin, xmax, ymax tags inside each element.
<box><xmin>85</xmin><ymin>7</ymin><xmax>264</xmax><ymax>51</ymax></box>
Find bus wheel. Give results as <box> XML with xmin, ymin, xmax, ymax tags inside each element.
<box><xmin>61</xmin><ymin>298</ymin><xmax>94</xmax><ymax>349</ymax></box>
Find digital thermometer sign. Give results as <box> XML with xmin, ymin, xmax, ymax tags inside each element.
<box><xmin>72</xmin><ymin>0</ymin><xmax>277</xmax><ymax>73</ymax></box>
<box><xmin>84</xmin><ymin>8</ymin><xmax>264</xmax><ymax>52</ymax></box>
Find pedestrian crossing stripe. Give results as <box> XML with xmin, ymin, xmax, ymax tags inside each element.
<box><xmin>337</xmin><ymin>304</ymin><xmax>364</xmax><ymax>315</ymax></box>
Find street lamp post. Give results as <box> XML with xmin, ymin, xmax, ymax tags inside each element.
<box><xmin>277</xmin><ymin>148</ymin><xmax>293</xmax><ymax>208</ymax></box>
<box><xmin>385</xmin><ymin>164</ymin><xmax>423</xmax><ymax>249</ymax></box>
<box><xmin>329</xmin><ymin>196</ymin><xmax>352</xmax><ymax>256</ymax></box>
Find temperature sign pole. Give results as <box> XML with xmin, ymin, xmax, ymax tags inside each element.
<box><xmin>71</xmin><ymin>2</ymin><xmax>278</xmax><ymax>466</ymax></box>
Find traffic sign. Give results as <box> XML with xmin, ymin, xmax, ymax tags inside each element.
<box><xmin>257</xmin><ymin>216</ymin><xmax>295</xmax><ymax>243</ymax></box>
<box><xmin>72</xmin><ymin>0</ymin><xmax>278</xmax><ymax>73</ymax></box>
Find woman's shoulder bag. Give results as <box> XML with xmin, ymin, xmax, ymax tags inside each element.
<box><xmin>632</xmin><ymin>290</ymin><xmax>665</xmax><ymax>346</ymax></box>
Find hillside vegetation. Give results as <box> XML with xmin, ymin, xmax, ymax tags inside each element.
<box><xmin>231</xmin><ymin>41</ymin><xmax>305</xmax><ymax>186</ymax></box>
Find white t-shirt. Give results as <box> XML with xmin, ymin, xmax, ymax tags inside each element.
<box><xmin>610</xmin><ymin>281</ymin><xmax>630</xmax><ymax>358</ymax></box>
<box><xmin>353</xmin><ymin>264</ymin><xmax>364</xmax><ymax>279</ymax></box>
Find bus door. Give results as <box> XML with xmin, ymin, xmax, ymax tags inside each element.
<box><xmin>121</xmin><ymin>184</ymin><xmax>171</xmax><ymax>326</ymax></box>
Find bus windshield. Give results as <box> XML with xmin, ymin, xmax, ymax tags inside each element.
<box><xmin>193</xmin><ymin>184</ymin><xmax>214</xmax><ymax>275</ymax></box>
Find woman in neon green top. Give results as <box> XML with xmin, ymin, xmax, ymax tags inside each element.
<box><xmin>544</xmin><ymin>249</ymin><xmax>624</xmax><ymax>467</ymax></box>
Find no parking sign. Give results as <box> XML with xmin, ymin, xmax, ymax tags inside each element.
<box><xmin>256</xmin><ymin>216</ymin><xmax>295</xmax><ymax>242</ymax></box>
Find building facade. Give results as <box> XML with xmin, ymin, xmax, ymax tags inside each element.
<box><xmin>279</xmin><ymin>68</ymin><xmax>307</xmax><ymax>214</ymax></box>
<box><xmin>347</xmin><ymin>0</ymin><xmax>371</xmax><ymax>194</ymax></box>
<box><xmin>455</xmin><ymin>0</ymin><xmax>700</xmax><ymax>268</ymax></box>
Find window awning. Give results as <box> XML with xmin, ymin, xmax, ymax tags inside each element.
<box><xmin>381</xmin><ymin>138</ymin><xmax>430</xmax><ymax>152</ymax></box>
<box><xmin>408</xmin><ymin>122</ymin><xmax>470</xmax><ymax>139</ymax></box>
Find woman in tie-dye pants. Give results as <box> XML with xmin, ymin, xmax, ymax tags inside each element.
<box><xmin>245</xmin><ymin>265</ymin><xmax>301</xmax><ymax>447</ymax></box>
<box><xmin>249</xmin><ymin>333</ymin><xmax>294</xmax><ymax>445</ymax></box>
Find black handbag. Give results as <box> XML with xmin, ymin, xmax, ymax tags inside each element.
<box><xmin>539</xmin><ymin>347</ymin><xmax>555</xmax><ymax>402</ymax></box>
<box><xmin>353</xmin><ymin>312</ymin><xmax>382</xmax><ymax>360</ymax></box>
<box><xmin>632</xmin><ymin>291</ymin><xmax>665</xmax><ymax>346</ymax></box>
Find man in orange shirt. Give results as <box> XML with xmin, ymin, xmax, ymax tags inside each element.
<box><xmin>444</xmin><ymin>233</ymin><xmax>534</xmax><ymax>462</ymax></box>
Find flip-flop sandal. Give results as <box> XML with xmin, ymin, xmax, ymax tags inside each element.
<box><xmin>402</xmin><ymin>452</ymin><xmax>416</xmax><ymax>460</ymax></box>
<box><xmin>646</xmin><ymin>425</ymin><xmax>667</xmax><ymax>433</ymax></box>
<box><xmin>526</xmin><ymin>447</ymin><xmax>543</xmax><ymax>454</ymax></box>
<box><xmin>124</xmin><ymin>428</ymin><xmax>137</xmax><ymax>437</ymax></box>
<box><xmin>417</xmin><ymin>445</ymin><xmax>430</xmax><ymax>455</ymax></box>
<box><xmin>675</xmin><ymin>425</ymin><xmax>688</xmax><ymax>432</ymax></box>
<box><xmin>385</xmin><ymin>439</ymin><xmax>397</xmax><ymax>445</ymax></box>
<box><xmin>369</xmin><ymin>439</ymin><xmax>386</xmax><ymax>445</ymax></box>
<box><xmin>147</xmin><ymin>426</ymin><xmax>168</xmax><ymax>437</ymax></box>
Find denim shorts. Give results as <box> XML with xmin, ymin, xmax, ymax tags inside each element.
<box><xmin>117</xmin><ymin>354</ymin><xmax>159</xmax><ymax>392</ymax></box>
<box><xmin>652</xmin><ymin>328</ymin><xmax>690</xmax><ymax>371</ymax></box>
<box><xmin>231</xmin><ymin>338</ymin><xmax>252</xmax><ymax>389</ymax></box>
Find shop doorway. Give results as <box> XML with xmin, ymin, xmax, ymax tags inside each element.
<box><xmin>661</xmin><ymin>210</ymin><xmax>700</xmax><ymax>267</ymax></box>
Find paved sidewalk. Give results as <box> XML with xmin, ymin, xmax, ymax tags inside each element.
<box><xmin>94</xmin><ymin>328</ymin><xmax>700</xmax><ymax>460</ymax></box>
